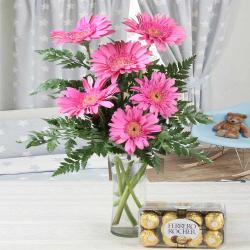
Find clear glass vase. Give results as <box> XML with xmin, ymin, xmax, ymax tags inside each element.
<box><xmin>109</xmin><ymin>154</ymin><xmax>146</xmax><ymax>238</ymax></box>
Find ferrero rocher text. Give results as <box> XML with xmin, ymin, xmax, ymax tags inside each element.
<box><xmin>167</xmin><ymin>222</ymin><xmax>198</xmax><ymax>234</ymax></box>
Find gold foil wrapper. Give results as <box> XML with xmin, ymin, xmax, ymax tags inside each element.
<box><xmin>186</xmin><ymin>212</ymin><xmax>203</xmax><ymax>226</ymax></box>
<box><xmin>204</xmin><ymin>230</ymin><xmax>223</xmax><ymax>248</ymax></box>
<box><xmin>140</xmin><ymin>212</ymin><xmax>160</xmax><ymax>230</ymax></box>
<box><xmin>162</xmin><ymin>236</ymin><xmax>178</xmax><ymax>247</ymax></box>
<box><xmin>162</xmin><ymin>212</ymin><xmax>177</xmax><ymax>224</ymax></box>
<box><xmin>140</xmin><ymin>230</ymin><xmax>160</xmax><ymax>247</ymax></box>
<box><xmin>187</xmin><ymin>230</ymin><xmax>203</xmax><ymax>247</ymax></box>
<box><xmin>205</xmin><ymin>212</ymin><xmax>224</xmax><ymax>231</ymax></box>
<box><xmin>163</xmin><ymin>236</ymin><xmax>189</xmax><ymax>247</ymax></box>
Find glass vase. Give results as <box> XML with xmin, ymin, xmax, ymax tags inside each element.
<box><xmin>109</xmin><ymin>154</ymin><xmax>146</xmax><ymax>238</ymax></box>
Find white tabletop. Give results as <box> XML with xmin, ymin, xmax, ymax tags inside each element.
<box><xmin>0</xmin><ymin>181</ymin><xmax>249</xmax><ymax>250</ymax></box>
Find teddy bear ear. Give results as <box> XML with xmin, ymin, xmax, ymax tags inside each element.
<box><xmin>227</xmin><ymin>112</ymin><xmax>233</xmax><ymax>116</ymax></box>
<box><xmin>240</xmin><ymin>114</ymin><xmax>247</xmax><ymax>119</ymax></box>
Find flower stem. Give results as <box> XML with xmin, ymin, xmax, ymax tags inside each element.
<box><xmin>124</xmin><ymin>205</ymin><xmax>137</xmax><ymax>226</ymax></box>
<box><xmin>116</xmin><ymin>157</ymin><xmax>142</xmax><ymax>208</ymax></box>
<box><xmin>83</xmin><ymin>41</ymin><xmax>91</xmax><ymax>62</ymax></box>
<box><xmin>114</xmin><ymin>158</ymin><xmax>137</xmax><ymax>226</ymax></box>
<box><xmin>112</xmin><ymin>161</ymin><xmax>146</xmax><ymax>226</ymax></box>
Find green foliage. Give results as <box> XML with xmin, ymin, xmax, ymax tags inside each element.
<box><xmin>45</xmin><ymin>116</ymin><xmax>93</xmax><ymax>141</ymax></box>
<box><xmin>154</xmin><ymin>125</ymin><xmax>212</xmax><ymax>164</ymax></box>
<box><xmin>25</xmin><ymin>117</ymin><xmax>92</xmax><ymax>154</ymax></box>
<box><xmin>166</xmin><ymin>56</ymin><xmax>195</xmax><ymax>79</ymax></box>
<box><xmin>169</xmin><ymin>101</ymin><xmax>213</xmax><ymax>126</ymax></box>
<box><xmin>64</xmin><ymin>139</ymin><xmax>77</xmax><ymax>154</ymax></box>
<box><xmin>135</xmin><ymin>150</ymin><xmax>162</xmax><ymax>172</ymax></box>
<box><xmin>52</xmin><ymin>146</ymin><xmax>93</xmax><ymax>176</ymax></box>
<box><xmin>36</xmin><ymin>48</ymin><xmax>90</xmax><ymax>69</ymax></box>
<box><xmin>24</xmin><ymin>116</ymin><xmax>124</xmax><ymax>175</ymax></box>
<box><xmin>26</xmin><ymin>129</ymin><xmax>60</xmax><ymax>152</ymax></box>
<box><xmin>31</xmin><ymin>79</ymin><xmax>83</xmax><ymax>97</ymax></box>
<box><xmin>45</xmin><ymin>116</ymin><xmax>91</xmax><ymax>130</ymax></box>
<box><xmin>25</xmin><ymin>131</ymin><xmax>47</xmax><ymax>148</ymax></box>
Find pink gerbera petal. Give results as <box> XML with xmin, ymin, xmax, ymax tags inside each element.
<box><xmin>91</xmin><ymin>41</ymin><xmax>152</xmax><ymax>84</ymax></box>
<box><xmin>130</xmin><ymin>72</ymin><xmax>179</xmax><ymax>118</ymax></box>
<box><xmin>56</xmin><ymin>79</ymin><xmax>119</xmax><ymax>117</ymax></box>
<box><xmin>124</xmin><ymin>13</ymin><xmax>186</xmax><ymax>51</ymax></box>
<box><xmin>51</xmin><ymin>15</ymin><xmax>114</xmax><ymax>44</ymax></box>
<box><xmin>109</xmin><ymin>106</ymin><xmax>161</xmax><ymax>155</ymax></box>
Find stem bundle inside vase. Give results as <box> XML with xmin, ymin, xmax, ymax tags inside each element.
<box><xmin>111</xmin><ymin>155</ymin><xmax>146</xmax><ymax>227</ymax></box>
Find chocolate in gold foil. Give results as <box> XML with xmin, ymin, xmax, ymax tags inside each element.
<box><xmin>187</xmin><ymin>230</ymin><xmax>203</xmax><ymax>247</ymax></box>
<box><xmin>163</xmin><ymin>235</ymin><xmax>192</xmax><ymax>248</ymax></box>
<box><xmin>162</xmin><ymin>236</ymin><xmax>178</xmax><ymax>247</ymax></box>
<box><xmin>204</xmin><ymin>230</ymin><xmax>223</xmax><ymax>248</ymax></box>
<box><xmin>205</xmin><ymin>212</ymin><xmax>224</xmax><ymax>231</ymax></box>
<box><xmin>162</xmin><ymin>212</ymin><xmax>177</xmax><ymax>224</ymax></box>
<box><xmin>140</xmin><ymin>212</ymin><xmax>160</xmax><ymax>229</ymax></box>
<box><xmin>186</xmin><ymin>212</ymin><xmax>203</xmax><ymax>226</ymax></box>
<box><xmin>140</xmin><ymin>230</ymin><xmax>160</xmax><ymax>247</ymax></box>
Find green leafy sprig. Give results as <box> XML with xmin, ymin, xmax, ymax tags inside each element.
<box><xmin>37</xmin><ymin>48</ymin><xmax>90</xmax><ymax>69</ymax></box>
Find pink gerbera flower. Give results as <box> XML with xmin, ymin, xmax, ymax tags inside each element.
<box><xmin>109</xmin><ymin>106</ymin><xmax>161</xmax><ymax>155</ymax></box>
<box><xmin>51</xmin><ymin>15</ymin><xmax>114</xmax><ymax>44</ymax></box>
<box><xmin>130</xmin><ymin>72</ymin><xmax>179</xmax><ymax>118</ymax></box>
<box><xmin>91</xmin><ymin>41</ymin><xmax>152</xmax><ymax>84</ymax></box>
<box><xmin>124</xmin><ymin>13</ymin><xmax>186</xmax><ymax>51</ymax></box>
<box><xmin>57</xmin><ymin>78</ymin><xmax>119</xmax><ymax>116</ymax></box>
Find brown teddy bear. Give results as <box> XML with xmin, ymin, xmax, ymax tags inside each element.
<box><xmin>213</xmin><ymin>112</ymin><xmax>250</xmax><ymax>139</ymax></box>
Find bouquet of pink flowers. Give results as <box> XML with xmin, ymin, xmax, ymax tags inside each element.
<box><xmin>25</xmin><ymin>13</ymin><xmax>211</xmax><ymax>235</ymax></box>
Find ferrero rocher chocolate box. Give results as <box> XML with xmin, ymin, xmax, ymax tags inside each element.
<box><xmin>139</xmin><ymin>202</ymin><xmax>225</xmax><ymax>248</ymax></box>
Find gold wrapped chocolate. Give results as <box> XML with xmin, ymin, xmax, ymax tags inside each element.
<box><xmin>186</xmin><ymin>212</ymin><xmax>203</xmax><ymax>226</ymax></box>
<box><xmin>205</xmin><ymin>212</ymin><xmax>224</xmax><ymax>231</ymax></box>
<box><xmin>204</xmin><ymin>230</ymin><xmax>223</xmax><ymax>248</ymax></box>
<box><xmin>187</xmin><ymin>230</ymin><xmax>203</xmax><ymax>247</ymax></box>
<box><xmin>162</xmin><ymin>236</ymin><xmax>178</xmax><ymax>247</ymax></box>
<box><xmin>140</xmin><ymin>212</ymin><xmax>160</xmax><ymax>229</ymax></box>
<box><xmin>162</xmin><ymin>211</ymin><xmax>177</xmax><ymax>224</ymax></box>
<box><xmin>140</xmin><ymin>230</ymin><xmax>160</xmax><ymax>247</ymax></box>
<box><xmin>163</xmin><ymin>236</ymin><xmax>189</xmax><ymax>247</ymax></box>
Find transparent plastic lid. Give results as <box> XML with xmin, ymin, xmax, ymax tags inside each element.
<box><xmin>140</xmin><ymin>202</ymin><xmax>225</xmax><ymax>213</ymax></box>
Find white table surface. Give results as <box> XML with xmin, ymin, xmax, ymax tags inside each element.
<box><xmin>0</xmin><ymin>181</ymin><xmax>249</xmax><ymax>250</ymax></box>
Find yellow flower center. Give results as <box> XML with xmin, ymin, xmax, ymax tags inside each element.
<box><xmin>76</xmin><ymin>31</ymin><xmax>89</xmax><ymax>38</ymax></box>
<box><xmin>126</xmin><ymin>121</ymin><xmax>141</xmax><ymax>137</ymax></box>
<box><xmin>111</xmin><ymin>57</ymin><xmax>133</xmax><ymax>70</ymax></box>
<box><xmin>68</xmin><ymin>30</ymin><xmax>89</xmax><ymax>40</ymax></box>
<box><xmin>83</xmin><ymin>95</ymin><xmax>97</xmax><ymax>105</ymax></box>
<box><xmin>150</xmin><ymin>91</ymin><xmax>162</xmax><ymax>103</ymax></box>
<box><xmin>146</xmin><ymin>28</ymin><xmax>162</xmax><ymax>37</ymax></box>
